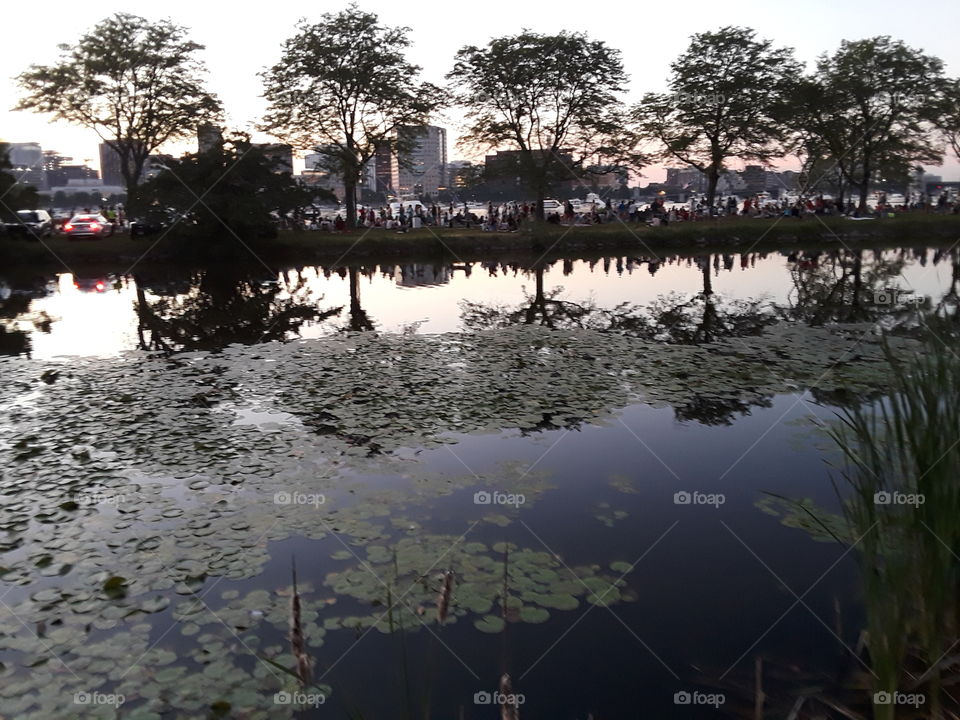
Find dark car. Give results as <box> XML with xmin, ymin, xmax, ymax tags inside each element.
<box><xmin>64</xmin><ymin>214</ymin><xmax>114</xmax><ymax>240</ymax></box>
<box><xmin>4</xmin><ymin>210</ymin><xmax>53</xmax><ymax>239</ymax></box>
<box><xmin>129</xmin><ymin>210</ymin><xmax>175</xmax><ymax>237</ymax></box>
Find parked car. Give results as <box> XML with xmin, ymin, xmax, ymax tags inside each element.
<box><xmin>4</xmin><ymin>210</ymin><xmax>53</xmax><ymax>238</ymax></box>
<box><xmin>63</xmin><ymin>214</ymin><xmax>114</xmax><ymax>240</ymax></box>
<box><xmin>129</xmin><ymin>209</ymin><xmax>173</xmax><ymax>237</ymax></box>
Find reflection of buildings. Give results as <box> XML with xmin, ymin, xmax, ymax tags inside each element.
<box><xmin>396</xmin><ymin>125</ymin><xmax>447</xmax><ymax>197</ymax></box>
<box><xmin>393</xmin><ymin>264</ymin><xmax>453</xmax><ymax>288</ymax></box>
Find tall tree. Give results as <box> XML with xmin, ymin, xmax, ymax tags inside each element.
<box><xmin>448</xmin><ymin>31</ymin><xmax>640</xmax><ymax>220</ymax></box>
<box><xmin>15</xmin><ymin>13</ymin><xmax>221</xmax><ymax>206</ymax></box>
<box><xmin>790</xmin><ymin>37</ymin><xmax>946</xmax><ymax>211</ymax></box>
<box><xmin>261</xmin><ymin>5</ymin><xmax>443</xmax><ymax>230</ymax></box>
<box><xmin>940</xmin><ymin>78</ymin><xmax>960</xmax><ymax>164</ymax></box>
<box><xmin>632</xmin><ymin>27</ymin><xmax>800</xmax><ymax>208</ymax></box>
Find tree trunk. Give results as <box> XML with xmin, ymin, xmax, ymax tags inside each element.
<box><xmin>344</xmin><ymin>179</ymin><xmax>357</xmax><ymax>230</ymax></box>
<box><xmin>706</xmin><ymin>168</ymin><xmax>720</xmax><ymax>210</ymax></box>
<box><xmin>536</xmin><ymin>189</ymin><xmax>546</xmax><ymax>221</ymax></box>
<box><xmin>858</xmin><ymin>157</ymin><xmax>871</xmax><ymax>213</ymax></box>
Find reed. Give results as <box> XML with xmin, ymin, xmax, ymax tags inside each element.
<box><xmin>827</xmin><ymin>338</ymin><xmax>960</xmax><ymax>719</ymax></box>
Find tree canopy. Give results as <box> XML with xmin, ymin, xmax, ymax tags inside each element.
<box><xmin>138</xmin><ymin>134</ymin><xmax>322</xmax><ymax>246</ymax></box>
<box><xmin>261</xmin><ymin>4</ymin><xmax>443</xmax><ymax>229</ymax></box>
<box><xmin>15</xmin><ymin>13</ymin><xmax>221</xmax><ymax>205</ymax></box>
<box><xmin>789</xmin><ymin>37</ymin><xmax>946</xmax><ymax>210</ymax></box>
<box><xmin>448</xmin><ymin>30</ymin><xmax>640</xmax><ymax>219</ymax></box>
<box><xmin>632</xmin><ymin>26</ymin><xmax>800</xmax><ymax>207</ymax></box>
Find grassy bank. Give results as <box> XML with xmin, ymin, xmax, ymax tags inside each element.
<box><xmin>2</xmin><ymin>213</ymin><xmax>959</xmax><ymax>271</ymax></box>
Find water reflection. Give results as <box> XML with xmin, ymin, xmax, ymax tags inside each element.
<box><xmin>132</xmin><ymin>268</ymin><xmax>341</xmax><ymax>352</ymax></box>
<box><xmin>1</xmin><ymin>245</ymin><xmax>957</xmax><ymax>358</ymax></box>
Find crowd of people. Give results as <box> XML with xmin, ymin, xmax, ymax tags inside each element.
<box><xmin>302</xmin><ymin>190</ymin><xmax>958</xmax><ymax>233</ymax></box>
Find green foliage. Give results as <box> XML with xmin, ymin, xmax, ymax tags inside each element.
<box><xmin>138</xmin><ymin>134</ymin><xmax>315</xmax><ymax>245</ymax></box>
<box><xmin>633</xmin><ymin>27</ymin><xmax>800</xmax><ymax>206</ymax></box>
<box><xmin>939</xmin><ymin>77</ymin><xmax>960</xmax><ymax>163</ymax></box>
<box><xmin>789</xmin><ymin>37</ymin><xmax>946</xmax><ymax>210</ymax></box>
<box><xmin>261</xmin><ymin>5</ymin><xmax>443</xmax><ymax>228</ymax></box>
<box><xmin>448</xmin><ymin>30</ymin><xmax>640</xmax><ymax>217</ymax></box>
<box><xmin>15</xmin><ymin>13</ymin><xmax>220</xmax><ymax>201</ymax></box>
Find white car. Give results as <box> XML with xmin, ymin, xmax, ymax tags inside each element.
<box><xmin>64</xmin><ymin>214</ymin><xmax>115</xmax><ymax>240</ymax></box>
<box><xmin>541</xmin><ymin>199</ymin><xmax>562</xmax><ymax>212</ymax></box>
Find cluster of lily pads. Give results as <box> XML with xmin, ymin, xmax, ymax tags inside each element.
<box><xmin>0</xmin><ymin>320</ymin><xmax>919</xmax><ymax>716</ymax></box>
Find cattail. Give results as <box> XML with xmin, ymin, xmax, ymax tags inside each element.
<box><xmin>500</xmin><ymin>673</ymin><xmax>519</xmax><ymax>720</ymax></box>
<box><xmin>436</xmin><ymin>570</ymin><xmax>454</xmax><ymax>625</ymax></box>
<box><xmin>290</xmin><ymin>558</ymin><xmax>311</xmax><ymax>684</ymax></box>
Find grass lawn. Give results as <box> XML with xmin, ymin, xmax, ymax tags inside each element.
<box><xmin>2</xmin><ymin>213</ymin><xmax>958</xmax><ymax>270</ymax></box>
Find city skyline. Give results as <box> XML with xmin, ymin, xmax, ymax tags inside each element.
<box><xmin>3</xmin><ymin>0</ymin><xmax>960</xmax><ymax>182</ymax></box>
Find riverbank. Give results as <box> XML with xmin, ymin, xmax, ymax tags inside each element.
<box><xmin>3</xmin><ymin>213</ymin><xmax>959</xmax><ymax>270</ymax></box>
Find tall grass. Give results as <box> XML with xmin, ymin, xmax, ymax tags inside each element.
<box><xmin>828</xmin><ymin>340</ymin><xmax>960</xmax><ymax>719</ymax></box>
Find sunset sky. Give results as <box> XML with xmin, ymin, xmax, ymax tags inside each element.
<box><xmin>3</xmin><ymin>0</ymin><xmax>959</xmax><ymax>182</ymax></box>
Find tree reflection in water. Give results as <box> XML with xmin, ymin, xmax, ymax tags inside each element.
<box><xmin>134</xmin><ymin>267</ymin><xmax>342</xmax><ymax>352</ymax></box>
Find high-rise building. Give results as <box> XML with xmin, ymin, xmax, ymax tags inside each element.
<box><xmin>375</xmin><ymin>144</ymin><xmax>399</xmax><ymax>197</ymax></box>
<box><xmin>99</xmin><ymin>143</ymin><xmax>125</xmax><ymax>187</ymax></box>
<box><xmin>396</xmin><ymin>125</ymin><xmax>447</xmax><ymax>197</ymax></box>
<box><xmin>7</xmin><ymin>142</ymin><xmax>44</xmax><ymax>188</ymax></box>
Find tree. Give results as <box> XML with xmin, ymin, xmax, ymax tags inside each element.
<box><xmin>0</xmin><ymin>144</ymin><xmax>39</xmax><ymax>220</ymax></box>
<box><xmin>448</xmin><ymin>31</ymin><xmax>640</xmax><ymax>220</ymax></box>
<box><xmin>261</xmin><ymin>5</ymin><xmax>442</xmax><ymax>230</ymax></box>
<box><xmin>632</xmin><ymin>27</ymin><xmax>800</xmax><ymax>208</ymax></box>
<box><xmin>790</xmin><ymin>37</ymin><xmax>946</xmax><ymax>211</ymax></box>
<box><xmin>940</xmin><ymin>78</ymin><xmax>960</xmax><ymax>163</ymax></box>
<box><xmin>15</xmin><ymin>13</ymin><xmax>220</xmax><ymax>207</ymax></box>
<box><xmin>139</xmin><ymin>134</ymin><xmax>324</xmax><ymax>244</ymax></box>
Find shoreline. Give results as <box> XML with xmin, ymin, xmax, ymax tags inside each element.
<box><xmin>2</xmin><ymin>214</ymin><xmax>958</xmax><ymax>272</ymax></box>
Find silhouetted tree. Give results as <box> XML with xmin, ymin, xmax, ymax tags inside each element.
<box><xmin>16</xmin><ymin>13</ymin><xmax>220</xmax><ymax>207</ymax></box>
<box><xmin>633</xmin><ymin>27</ymin><xmax>800</xmax><ymax>208</ymax></box>
<box><xmin>448</xmin><ymin>31</ymin><xmax>642</xmax><ymax>219</ymax></box>
<box><xmin>261</xmin><ymin>6</ymin><xmax>442</xmax><ymax>229</ymax></box>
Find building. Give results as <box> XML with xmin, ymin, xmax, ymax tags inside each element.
<box><xmin>98</xmin><ymin>143</ymin><xmax>125</xmax><ymax>187</ymax></box>
<box><xmin>375</xmin><ymin>144</ymin><xmax>399</xmax><ymax>197</ymax></box>
<box><xmin>396</xmin><ymin>125</ymin><xmax>447</xmax><ymax>198</ymax></box>
<box><xmin>665</xmin><ymin>167</ymin><xmax>706</xmax><ymax>194</ymax></box>
<box><xmin>6</xmin><ymin>142</ymin><xmax>45</xmax><ymax>188</ymax></box>
<box><xmin>742</xmin><ymin>165</ymin><xmax>768</xmax><ymax>195</ymax></box>
<box><xmin>197</xmin><ymin>124</ymin><xmax>223</xmax><ymax>153</ymax></box>
<box><xmin>301</xmin><ymin>149</ymin><xmax>377</xmax><ymax>202</ymax></box>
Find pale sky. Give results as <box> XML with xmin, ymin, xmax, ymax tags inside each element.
<box><xmin>3</xmin><ymin>0</ymin><xmax>959</xmax><ymax>182</ymax></box>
